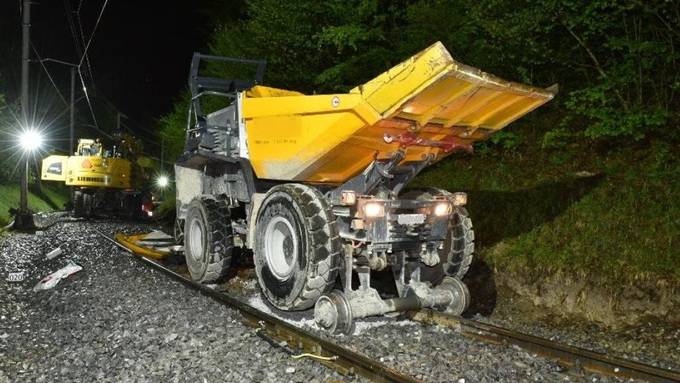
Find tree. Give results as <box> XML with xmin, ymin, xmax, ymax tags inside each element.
<box><xmin>160</xmin><ymin>0</ymin><xmax>680</xmax><ymax>161</ymax></box>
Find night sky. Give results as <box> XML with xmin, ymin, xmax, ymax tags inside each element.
<box><xmin>1</xmin><ymin>0</ymin><xmax>222</xmax><ymax>151</ymax></box>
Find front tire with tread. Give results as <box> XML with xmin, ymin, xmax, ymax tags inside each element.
<box><xmin>402</xmin><ymin>188</ymin><xmax>475</xmax><ymax>285</ymax></box>
<box><xmin>183</xmin><ymin>197</ymin><xmax>233</xmax><ymax>283</ymax></box>
<box><xmin>254</xmin><ymin>184</ymin><xmax>341</xmax><ymax>311</ymax></box>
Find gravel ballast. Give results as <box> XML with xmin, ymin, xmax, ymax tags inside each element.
<box><xmin>0</xmin><ymin>219</ymin><xmax>352</xmax><ymax>382</ymax></box>
<box><xmin>475</xmin><ymin>288</ymin><xmax>680</xmax><ymax>373</ymax></box>
<box><xmin>0</xmin><ymin>215</ymin><xmax>667</xmax><ymax>382</ymax></box>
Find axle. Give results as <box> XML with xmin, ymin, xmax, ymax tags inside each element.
<box><xmin>314</xmin><ymin>276</ymin><xmax>469</xmax><ymax>334</ymax></box>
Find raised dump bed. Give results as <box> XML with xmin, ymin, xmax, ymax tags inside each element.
<box><xmin>241</xmin><ymin>41</ymin><xmax>556</xmax><ymax>183</ymax></box>
<box><xmin>176</xmin><ymin>42</ymin><xmax>556</xmax><ymax>333</ymax></box>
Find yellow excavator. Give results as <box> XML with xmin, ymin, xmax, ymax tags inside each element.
<box><xmin>41</xmin><ymin>135</ymin><xmax>154</xmax><ymax>218</ymax></box>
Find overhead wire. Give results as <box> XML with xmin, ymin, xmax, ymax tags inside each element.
<box><xmin>71</xmin><ymin>0</ymin><xmax>96</xmax><ymax>85</ymax></box>
<box><xmin>78</xmin><ymin>0</ymin><xmax>108</xmax><ymax>69</ymax></box>
<box><xmin>94</xmin><ymin>89</ymin><xmax>160</xmax><ymax>139</ymax></box>
<box><xmin>58</xmin><ymin>0</ymin><xmax>159</xmax><ymax>152</ymax></box>
<box><xmin>77</xmin><ymin>69</ymin><xmax>110</xmax><ymax>138</ymax></box>
<box><xmin>63</xmin><ymin>0</ymin><xmax>91</xmax><ymax>82</ymax></box>
<box><xmin>72</xmin><ymin>0</ymin><xmax>111</xmax><ymax>139</ymax></box>
<box><xmin>30</xmin><ymin>43</ymin><xmax>69</xmax><ymax>106</ymax></box>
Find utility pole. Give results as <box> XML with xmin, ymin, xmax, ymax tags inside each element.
<box><xmin>20</xmin><ymin>0</ymin><xmax>31</xmax><ymax>125</ymax></box>
<box><xmin>160</xmin><ymin>137</ymin><xmax>164</xmax><ymax>172</ymax></box>
<box><xmin>116</xmin><ymin>112</ymin><xmax>127</xmax><ymax>136</ymax></box>
<box><xmin>16</xmin><ymin>0</ymin><xmax>33</xmax><ymax>229</ymax></box>
<box><xmin>69</xmin><ymin>67</ymin><xmax>76</xmax><ymax>206</ymax></box>
<box><xmin>70</xmin><ymin>67</ymin><xmax>75</xmax><ymax>154</ymax></box>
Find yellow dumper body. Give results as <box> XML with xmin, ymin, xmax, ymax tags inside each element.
<box><xmin>242</xmin><ymin>41</ymin><xmax>555</xmax><ymax>183</ymax></box>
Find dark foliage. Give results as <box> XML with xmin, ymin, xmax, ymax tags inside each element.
<box><xmin>159</xmin><ymin>0</ymin><xmax>679</xmax><ymax>153</ymax></box>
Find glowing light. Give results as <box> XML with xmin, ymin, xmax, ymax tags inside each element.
<box><xmin>340</xmin><ymin>190</ymin><xmax>356</xmax><ymax>205</ymax></box>
<box><xmin>157</xmin><ymin>175</ymin><xmax>169</xmax><ymax>188</ymax></box>
<box><xmin>452</xmin><ymin>192</ymin><xmax>467</xmax><ymax>206</ymax></box>
<box><xmin>19</xmin><ymin>130</ymin><xmax>43</xmax><ymax>152</ymax></box>
<box><xmin>433</xmin><ymin>202</ymin><xmax>451</xmax><ymax>217</ymax></box>
<box><xmin>363</xmin><ymin>201</ymin><xmax>385</xmax><ymax>218</ymax></box>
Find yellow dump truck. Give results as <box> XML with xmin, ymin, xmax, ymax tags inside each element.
<box><xmin>42</xmin><ymin>137</ymin><xmax>153</xmax><ymax>218</ymax></box>
<box><xmin>175</xmin><ymin>42</ymin><xmax>555</xmax><ymax>333</ymax></box>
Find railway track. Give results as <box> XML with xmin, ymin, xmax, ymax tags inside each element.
<box><xmin>97</xmin><ymin>229</ymin><xmax>680</xmax><ymax>383</ymax></box>
<box><xmin>97</xmin><ymin>229</ymin><xmax>419</xmax><ymax>383</ymax></box>
<box><xmin>411</xmin><ymin>311</ymin><xmax>680</xmax><ymax>383</ymax></box>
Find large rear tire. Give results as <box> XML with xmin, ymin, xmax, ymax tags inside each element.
<box><xmin>73</xmin><ymin>191</ymin><xmax>84</xmax><ymax>217</ymax></box>
<box><xmin>73</xmin><ymin>190</ymin><xmax>94</xmax><ymax>218</ymax></box>
<box><xmin>254</xmin><ymin>184</ymin><xmax>341</xmax><ymax>311</ymax></box>
<box><xmin>183</xmin><ymin>197</ymin><xmax>233</xmax><ymax>283</ymax></box>
<box><xmin>402</xmin><ymin>188</ymin><xmax>475</xmax><ymax>285</ymax></box>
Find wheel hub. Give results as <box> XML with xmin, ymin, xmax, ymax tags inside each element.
<box><xmin>264</xmin><ymin>216</ymin><xmax>298</xmax><ymax>281</ymax></box>
<box><xmin>188</xmin><ymin>218</ymin><xmax>204</xmax><ymax>262</ymax></box>
<box><xmin>314</xmin><ymin>290</ymin><xmax>353</xmax><ymax>334</ymax></box>
<box><xmin>441</xmin><ymin>276</ymin><xmax>470</xmax><ymax>315</ymax></box>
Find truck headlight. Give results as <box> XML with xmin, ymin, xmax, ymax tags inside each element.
<box><xmin>433</xmin><ymin>201</ymin><xmax>452</xmax><ymax>217</ymax></box>
<box><xmin>340</xmin><ymin>190</ymin><xmax>356</xmax><ymax>205</ymax></box>
<box><xmin>363</xmin><ymin>201</ymin><xmax>385</xmax><ymax>218</ymax></box>
<box><xmin>452</xmin><ymin>192</ymin><xmax>467</xmax><ymax>206</ymax></box>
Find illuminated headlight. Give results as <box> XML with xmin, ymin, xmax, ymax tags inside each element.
<box><xmin>147</xmin><ymin>211</ymin><xmax>153</xmax><ymax>217</ymax></box>
<box><xmin>452</xmin><ymin>192</ymin><xmax>467</xmax><ymax>206</ymax></box>
<box><xmin>433</xmin><ymin>202</ymin><xmax>452</xmax><ymax>217</ymax></box>
<box><xmin>363</xmin><ymin>201</ymin><xmax>385</xmax><ymax>218</ymax></box>
<box><xmin>340</xmin><ymin>190</ymin><xmax>356</xmax><ymax>205</ymax></box>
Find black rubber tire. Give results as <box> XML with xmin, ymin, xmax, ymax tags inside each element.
<box><xmin>123</xmin><ymin>194</ymin><xmax>141</xmax><ymax>219</ymax></box>
<box><xmin>82</xmin><ymin>193</ymin><xmax>94</xmax><ymax>217</ymax></box>
<box><xmin>402</xmin><ymin>188</ymin><xmax>475</xmax><ymax>284</ymax></box>
<box><xmin>73</xmin><ymin>191</ymin><xmax>84</xmax><ymax>217</ymax></box>
<box><xmin>183</xmin><ymin>197</ymin><xmax>233</xmax><ymax>283</ymax></box>
<box><xmin>254</xmin><ymin>184</ymin><xmax>341</xmax><ymax>311</ymax></box>
<box><xmin>73</xmin><ymin>191</ymin><xmax>93</xmax><ymax>218</ymax></box>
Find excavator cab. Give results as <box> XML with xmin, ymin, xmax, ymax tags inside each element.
<box><xmin>76</xmin><ymin>138</ymin><xmax>104</xmax><ymax>157</ymax></box>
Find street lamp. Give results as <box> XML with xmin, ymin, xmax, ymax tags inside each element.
<box><xmin>157</xmin><ymin>175</ymin><xmax>169</xmax><ymax>188</ymax></box>
<box><xmin>19</xmin><ymin>129</ymin><xmax>43</xmax><ymax>152</ymax></box>
<box><xmin>14</xmin><ymin>128</ymin><xmax>44</xmax><ymax>230</ymax></box>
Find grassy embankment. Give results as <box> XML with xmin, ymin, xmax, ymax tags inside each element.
<box><xmin>412</xmin><ymin>128</ymin><xmax>679</xmax><ymax>284</ymax></box>
<box><xmin>0</xmin><ymin>184</ymin><xmax>69</xmax><ymax>226</ymax></box>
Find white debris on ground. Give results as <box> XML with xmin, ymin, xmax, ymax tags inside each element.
<box><xmin>44</xmin><ymin>247</ymin><xmax>63</xmax><ymax>260</ymax></box>
<box><xmin>247</xmin><ymin>295</ymin><xmax>320</xmax><ymax>330</ymax></box>
<box><xmin>32</xmin><ymin>261</ymin><xmax>82</xmax><ymax>291</ymax></box>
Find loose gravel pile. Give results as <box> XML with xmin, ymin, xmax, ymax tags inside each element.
<box><xmin>0</xmin><ymin>218</ymin><xmax>352</xmax><ymax>382</ymax></box>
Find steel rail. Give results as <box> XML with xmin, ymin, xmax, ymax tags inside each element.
<box><xmin>410</xmin><ymin>310</ymin><xmax>680</xmax><ymax>383</ymax></box>
<box><xmin>95</xmin><ymin>229</ymin><xmax>420</xmax><ymax>383</ymax></box>
<box><xmin>97</xmin><ymin>228</ymin><xmax>680</xmax><ymax>383</ymax></box>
